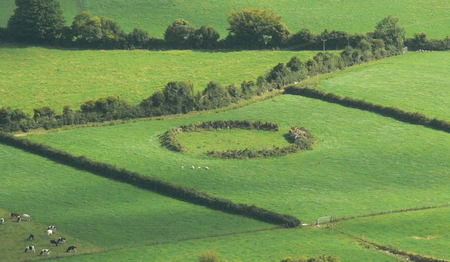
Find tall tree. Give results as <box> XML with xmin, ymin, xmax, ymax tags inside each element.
<box><xmin>7</xmin><ymin>0</ymin><xmax>65</xmax><ymax>42</ymax></box>
<box><xmin>373</xmin><ymin>15</ymin><xmax>405</xmax><ymax>51</ymax></box>
<box><xmin>226</xmin><ymin>8</ymin><xmax>290</xmax><ymax>48</ymax></box>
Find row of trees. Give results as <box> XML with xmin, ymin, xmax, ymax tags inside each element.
<box><xmin>0</xmin><ymin>30</ymin><xmax>400</xmax><ymax>133</ymax></box>
<box><xmin>2</xmin><ymin>0</ymin><xmax>406</xmax><ymax>51</ymax></box>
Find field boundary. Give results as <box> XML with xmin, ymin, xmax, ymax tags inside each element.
<box><xmin>333</xmin><ymin>203</ymin><xmax>450</xmax><ymax>222</ymax></box>
<box><xmin>0</xmin><ymin>132</ymin><xmax>300</xmax><ymax>228</ymax></box>
<box><xmin>340</xmin><ymin>231</ymin><xmax>449</xmax><ymax>262</ymax></box>
<box><xmin>284</xmin><ymin>86</ymin><xmax>450</xmax><ymax>134</ymax></box>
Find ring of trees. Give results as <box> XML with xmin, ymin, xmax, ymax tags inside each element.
<box><xmin>159</xmin><ymin>120</ymin><xmax>316</xmax><ymax>159</ymax></box>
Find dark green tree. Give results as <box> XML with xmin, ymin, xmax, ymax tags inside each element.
<box><xmin>164</xmin><ymin>19</ymin><xmax>195</xmax><ymax>48</ymax></box>
<box><xmin>373</xmin><ymin>15</ymin><xmax>405</xmax><ymax>51</ymax></box>
<box><xmin>226</xmin><ymin>8</ymin><xmax>290</xmax><ymax>48</ymax></box>
<box><xmin>189</xmin><ymin>25</ymin><xmax>220</xmax><ymax>49</ymax></box>
<box><xmin>200</xmin><ymin>82</ymin><xmax>231</xmax><ymax>110</ymax></box>
<box><xmin>7</xmin><ymin>0</ymin><xmax>66</xmax><ymax>42</ymax></box>
<box><xmin>162</xmin><ymin>81</ymin><xmax>196</xmax><ymax>113</ymax></box>
<box><xmin>71</xmin><ymin>11</ymin><xmax>125</xmax><ymax>48</ymax></box>
<box><xmin>127</xmin><ymin>28</ymin><xmax>150</xmax><ymax>49</ymax></box>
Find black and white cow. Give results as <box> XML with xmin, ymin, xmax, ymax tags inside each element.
<box><xmin>48</xmin><ymin>225</ymin><xmax>57</xmax><ymax>231</ymax></box>
<box><xmin>66</xmin><ymin>245</ymin><xmax>77</xmax><ymax>253</ymax></box>
<box><xmin>47</xmin><ymin>229</ymin><xmax>55</xmax><ymax>236</ymax></box>
<box><xmin>0</xmin><ymin>218</ymin><xmax>4</xmax><ymax>224</ymax></box>
<box><xmin>24</xmin><ymin>246</ymin><xmax>35</xmax><ymax>253</ymax></box>
<box><xmin>58</xmin><ymin>237</ymin><xmax>67</xmax><ymax>244</ymax></box>
<box><xmin>28</xmin><ymin>234</ymin><xmax>35</xmax><ymax>241</ymax></box>
<box><xmin>39</xmin><ymin>249</ymin><xmax>51</xmax><ymax>256</ymax></box>
<box><xmin>50</xmin><ymin>239</ymin><xmax>59</xmax><ymax>246</ymax></box>
<box><xmin>16</xmin><ymin>216</ymin><xmax>21</xmax><ymax>223</ymax></box>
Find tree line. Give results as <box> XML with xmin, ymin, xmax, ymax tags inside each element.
<box><xmin>0</xmin><ymin>16</ymin><xmax>404</xmax><ymax>133</ymax></box>
<box><xmin>1</xmin><ymin>0</ymin><xmax>407</xmax><ymax>52</ymax></box>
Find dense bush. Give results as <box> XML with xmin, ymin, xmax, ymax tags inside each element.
<box><xmin>284</xmin><ymin>86</ymin><xmax>450</xmax><ymax>134</ymax></box>
<box><xmin>226</xmin><ymin>8</ymin><xmax>290</xmax><ymax>49</ymax></box>
<box><xmin>405</xmin><ymin>32</ymin><xmax>450</xmax><ymax>51</ymax></box>
<box><xmin>0</xmin><ymin>131</ymin><xmax>300</xmax><ymax>228</ymax></box>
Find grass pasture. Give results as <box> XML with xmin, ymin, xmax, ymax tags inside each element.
<box><xmin>0</xmin><ymin>143</ymin><xmax>272</xmax><ymax>261</ymax></box>
<box><xmin>55</xmin><ymin>228</ymin><xmax>399</xmax><ymax>262</ymax></box>
<box><xmin>0</xmin><ymin>208</ymin><xmax>99</xmax><ymax>261</ymax></box>
<box><xmin>28</xmin><ymin>94</ymin><xmax>450</xmax><ymax>224</ymax></box>
<box><xmin>314</xmin><ymin>52</ymin><xmax>450</xmax><ymax>122</ymax></box>
<box><xmin>3</xmin><ymin>0</ymin><xmax>450</xmax><ymax>38</ymax></box>
<box><xmin>0</xmin><ymin>44</ymin><xmax>317</xmax><ymax>113</ymax></box>
<box><xmin>339</xmin><ymin>206</ymin><xmax>450</xmax><ymax>260</ymax></box>
<box><xmin>177</xmin><ymin>129</ymin><xmax>292</xmax><ymax>157</ymax></box>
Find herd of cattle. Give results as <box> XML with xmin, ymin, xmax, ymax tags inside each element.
<box><xmin>0</xmin><ymin>212</ymin><xmax>77</xmax><ymax>256</ymax></box>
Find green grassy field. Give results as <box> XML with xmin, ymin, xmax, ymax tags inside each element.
<box><xmin>0</xmin><ymin>143</ymin><xmax>272</xmax><ymax>261</ymax></box>
<box><xmin>314</xmin><ymin>52</ymin><xmax>450</xmax><ymax>122</ymax></box>
<box><xmin>339</xmin><ymin>207</ymin><xmax>450</xmax><ymax>260</ymax></box>
<box><xmin>177</xmin><ymin>129</ymin><xmax>292</xmax><ymax>157</ymax></box>
<box><xmin>3</xmin><ymin>0</ymin><xmax>450</xmax><ymax>38</ymax></box>
<box><xmin>28</xmin><ymin>94</ymin><xmax>450</xmax><ymax>224</ymax></box>
<box><xmin>0</xmin><ymin>44</ymin><xmax>317</xmax><ymax>113</ymax></box>
<box><xmin>55</xmin><ymin>228</ymin><xmax>398</xmax><ymax>261</ymax></box>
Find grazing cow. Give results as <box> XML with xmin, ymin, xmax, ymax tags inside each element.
<box><xmin>191</xmin><ymin>165</ymin><xmax>195</xmax><ymax>169</ymax></box>
<box><xmin>24</xmin><ymin>246</ymin><xmax>35</xmax><ymax>253</ymax></box>
<box><xmin>16</xmin><ymin>216</ymin><xmax>21</xmax><ymax>223</ymax></box>
<box><xmin>66</xmin><ymin>245</ymin><xmax>77</xmax><ymax>253</ymax></box>
<box><xmin>205</xmin><ymin>166</ymin><xmax>209</xmax><ymax>170</ymax></box>
<box><xmin>197</xmin><ymin>166</ymin><xmax>201</xmax><ymax>169</ymax></box>
<box><xmin>47</xmin><ymin>229</ymin><xmax>54</xmax><ymax>236</ymax></box>
<box><xmin>50</xmin><ymin>239</ymin><xmax>59</xmax><ymax>246</ymax></box>
<box><xmin>39</xmin><ymin>249</ymin><xmax>51</xmax><ymax>256</ymax></box>
<box><xmin>22</xmin><ymin>214</ymin><xmax>32</xmax><ymax>221</ymax></box>
<box><xmin>28</xmin><ymin>234</ymin><xmax>35</xmax><ymax>241</ymax></box>
<box><xmin>181</xmin><ymin>166</ymin><xmax>184</xmax><ymax>170</ymax></box>
<box><xmin>0</xmin><ymin>218</ymin><xmax>4</xmax><ymax>224</ymax></box>
<box><xmin>58</xmin><ymin>237</ymin><xmax>67</xmax><ymax>244</ymax></box>
<box><xmin>10</xmin><ymin>212</ymin><xmax>20</xmax><ymax>219</ymax></box>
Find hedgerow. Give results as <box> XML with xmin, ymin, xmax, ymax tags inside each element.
<box><xmin>284</xmin><ymin>86</ymin><xmax>450</xmax><ymax>134</ymax></box>
<box><xmin>0</xmin><ymin>131</ymin><xmax>300</xmax><ymax>228</ymax></box>
<box><xmin>160</xmin><ymin>121</ymin><xmax>315</xmax><ymax>159</ymax></box>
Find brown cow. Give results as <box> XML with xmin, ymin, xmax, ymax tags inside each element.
<box><xmin>10</xmin><ymin>212</ymin><xmax>20</xmax><ymax>219</ymax></box>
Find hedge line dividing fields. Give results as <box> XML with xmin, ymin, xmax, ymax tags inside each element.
<box><xmin>0</xmin><ymin>132</ymin><xmax>300</xmax><ymax>228</ymax></box>
<box><xmin>284</xmin><ymin>86</ymin><xmax>450</xmax><ymax>134</ymax></box>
